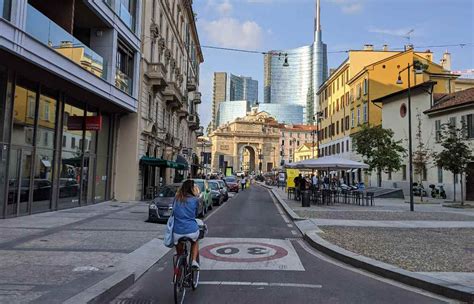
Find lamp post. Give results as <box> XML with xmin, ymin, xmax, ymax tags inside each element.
<box><xmin>257</xmin><ymin>148</ymin><xmax>263</xmax><ymax>174</ymax></box>
<box><xmin>396</xmin><ymin>61</ymin><xmax>426</xmax><ymax>212</ymax></box>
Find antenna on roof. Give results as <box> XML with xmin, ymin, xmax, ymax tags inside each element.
<box><xmin>403</xmin><ymin>29</ymin><xmax>414</xmax><ymax>44</ymax></box>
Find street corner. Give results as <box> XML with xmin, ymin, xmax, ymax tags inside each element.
<box><xmin>199</xmin><ymin>237</ymin><xmax>305</xmax><ymax>271</ymax></box>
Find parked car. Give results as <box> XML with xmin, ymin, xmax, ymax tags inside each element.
<box><xmin>217</xmin><ymin>180</ymin><xmax>229</xmax><ymax>201</ymax></box>
<box><xmin>224</xmin><ymin>176</ymin><xmax>239</xmax><ymax>193</ymax></box>
<box><xmin>148</xmin><ymin>183</ymin><xmax>204</xmax><ymax>223</ymax></box>
<box><xmin>192</xmin><ymin>179</ymin><xmax>213</xmax><ymax>212</ymax></box>
<box><xmin>208</xmin><ymin>180</ymin><xmax>224</xmax><ymax>206</ymax></box>
<box><xmin>59</xmin><ymin>178</ymin><xmax>79</xmax><ymax>198</ymax></box>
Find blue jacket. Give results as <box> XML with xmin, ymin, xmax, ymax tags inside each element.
<box><xmin>173</xmin><ymin>196</ymin><xmax>199</xmax><ymax>234</ymax></box>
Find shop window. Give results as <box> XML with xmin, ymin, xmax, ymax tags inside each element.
<box><xmin>71</xmin><ymin>137</ymin><xmax>76</xmax><ymax>149</ymax></box>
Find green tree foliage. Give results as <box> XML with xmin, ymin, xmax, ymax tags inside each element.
<box><xmin>434</xmin><ymin>122</ymin><xmax>474</xmax><ymax>204</ymax></box>
<box><xmin>351</xmin><ymin>124</ymin><xmax>406</xmax><ymax>187</ymax></box>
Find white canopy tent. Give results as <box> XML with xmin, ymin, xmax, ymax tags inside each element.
<box><xmin>285</xmin><ymin>156</ymin><xmax>369</xmax><ymax>170</ymax></box>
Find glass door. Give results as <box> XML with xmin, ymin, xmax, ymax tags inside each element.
<box><xmin>81</xmin><ymin>152</ymin><xmax>96</xmax><ymax>204</ymax></box>
<box><xmin>6</xmin><ymin>147</ymin><xmax>33</xmax><ymax>217</ymax></box>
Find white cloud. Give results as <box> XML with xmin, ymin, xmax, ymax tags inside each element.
<box><xmin>217</xmin><ymin>0</ymin><xmax>233</xmax><ymax>16</ymax></box>
<box><xmin>327</xmin><ymin>0</ymin><xmax>363</xmax><ymax>14</ymax></box>
<box><xmin>201</xmin><ymin>17</ymin><xmax>264</xmax><ymax>49</ymax></box>
<box><xmin>369</xmin><ymin>27</ymin><xmax>414</xmax><ymax>37</ymax></box>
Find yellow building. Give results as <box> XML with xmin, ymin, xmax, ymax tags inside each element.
<box><xmin>317</xmin><ymin>47</ymin><xmax>458</xmax><ymax>160</ymax></box>
<box><xmin>294</xmin><ymin>143</ymin><xmax>318</xmax><ymax>162</ymax></box>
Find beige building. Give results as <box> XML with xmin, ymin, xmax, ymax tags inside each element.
<box><xmin>374</xmin><ymin>84</ymin><xmax>474</xmax><ymax>201</ymax></box>
<box><xmin>295</xmin><ymin>143</ymin><xmax>318</xmax><ymax>162</ymax></box>
<box><xmin>115</xmin><ymin>0</ymin><xmax>204</xmax><ymax>201</ymax></box>
<box><xmin>280</xmin><ymin>125</ymin><xmax>317</xmax><ymax>165</ymax></box>
<box><xmin>454</xmin><ymin>78</ymin><xmax>474</xmax><ymax>92</ymax></box>
<box><xmin>209</xmin><ymin>110</ymin><xmax>280</xmax><ymax>174</ymax></box>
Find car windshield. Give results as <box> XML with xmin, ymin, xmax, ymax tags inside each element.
<box><xmin>194</xmin><ymin>180</ymin><xmax>205</xmax><ymax>191</ymax></box>
<box><xmin>158</xmin><ymin>186</ymin><xmax>178</xmax><ymax>197</ymax></box>
<box><xmin>209</xmin><ymin>182</ymin><xmax>219</xmax><ymax>190</ymax></box>
<box><xmin>224</xmin><ymin>177</ymin><xmax>236</xmax><ymax>183</ymax></box>
<box><xmin>218</xmin><ymin>181</ymin><xmax>225</xmax><ymax>187</ymax></box>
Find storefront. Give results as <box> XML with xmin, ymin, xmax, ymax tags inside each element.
<box><xmin>0</xmin><ymin>65</ymin><xmax>114</xmax><ymax>218</ymax></box>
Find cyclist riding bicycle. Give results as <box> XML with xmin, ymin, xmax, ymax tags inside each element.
<box><xmin>173</xmin><ymin>180</ymin><xmax>201</xmax><ymax>269</ymax></box>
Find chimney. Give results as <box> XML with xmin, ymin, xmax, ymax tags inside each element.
<box><xmin>363</xmin><ymin>44</ymin><xmax>374</xmax><ymax>51</ymax></box>
<box><xmin>382</xmin><ymin>44</ymin><xmax>388</xmax><ymax>51</ymax></box>
<box><xmin>440</xmin><ymin>50</ymin><xmax>451</xmax><ymax>71</ymax></box>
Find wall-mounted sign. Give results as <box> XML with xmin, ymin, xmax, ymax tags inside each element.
<box><xmin>220</xmin><ymin>145</ymin><xmax>230</xmax><ymax>150</ymax></box>
<box><xmin>67</xmin><ymin>116</ymin><xmax>102</xmax><ymax>131</ymax></box>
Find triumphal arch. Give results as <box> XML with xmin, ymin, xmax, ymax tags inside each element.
<box><xmin>209</xmin><ymin>110</ymin><xmax>281</xmax><ymax>174</ymax></box>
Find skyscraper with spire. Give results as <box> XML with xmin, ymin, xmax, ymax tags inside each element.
<box><xmin>263</xmin><ymin>0</ymin><xmax>328</xmax><ymax>124</ymax></box>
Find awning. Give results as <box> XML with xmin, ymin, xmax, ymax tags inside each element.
<box><xmin>139</xmin><ymin>156</ymin><xmax>168</xmax><ymax>167</ymax></box>
<box><xmin>175</xmin><ymin>155</ymin><xmax>189</xmax><ymax>171</ymax></box>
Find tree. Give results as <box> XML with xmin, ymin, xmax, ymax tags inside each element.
<box><xmin>351</xmin><ymin>124</ymin><xmax>406</xmax><ymax>187</ymax></box>
<box><xmin>412</xmin><ymin>112</ymin><xmax>432</xmax><ymax>201</ymax></box>
<box><xmin>434</xmin><ymin>122</ymin><xmax>474</xmax><ymax>205</ymax></box>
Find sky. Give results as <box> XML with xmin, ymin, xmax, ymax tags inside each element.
<box><xmin>194</xmin><ymin>0</ymin><xmax>474</xmax><ymax>131</ymax></box>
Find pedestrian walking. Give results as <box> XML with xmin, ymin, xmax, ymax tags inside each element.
<box><xmin>240</xmin><ymin>176</ymin><xmax>246</xmax><ymax>190</ymax></box>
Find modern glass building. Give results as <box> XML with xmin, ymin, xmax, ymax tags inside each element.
<box><xmin>217</xmin><ymin>100</ymin><xmax>249</xmax><ymax>127</ymax></box>
<box><xmin>258</xmin><ymin>104</ymin><xmax>304</xmax><ymax>125</ymax></box>
<box><xmin>263</xmin><ymin>0</ymin><xmax>328</xmax><ymax>124</ymax></box>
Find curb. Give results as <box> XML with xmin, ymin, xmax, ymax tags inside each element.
<box><xmin>259</xmin><ymin>183</ymin><xmax>303</xmax><ymax>221</ymax></box>
<box><xmin>64</xmin><ymin>238</ymin><xmax>171</xmax><ymax>304</ymax></box>
<box><xmin>304</xmin><ymin>232</ymin><xmax>474</xmax><ymax>303</ymax></box>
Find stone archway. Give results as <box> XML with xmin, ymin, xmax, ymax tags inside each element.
<box><xmin>238</xmin><ymin>145</ymin><xmax>257</xmax><ymax>174</ymax></box>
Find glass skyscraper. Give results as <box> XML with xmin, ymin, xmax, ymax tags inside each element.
<box><xmin>218</xmin><ymin>100</ymin><xmax>249</xmax><ymax>127</ymax></box>
<box><xmin>258</xmin><ymin>104</ymin><xmax>304</xmax><ymax>125</ymax></box>
<box><xmin>264</xmin><ymin>0</ymin><xmax>327</xmax><ymax>124</ymax></box>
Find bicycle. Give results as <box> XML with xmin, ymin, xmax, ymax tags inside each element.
<box><xmin>173</xmin><ymin>237</ymin><xmax>200</xmax><ymax>304</ymax></box>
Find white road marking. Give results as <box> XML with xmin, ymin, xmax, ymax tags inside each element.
<box><xmin>291</xmin><ymin>230</ymin><xmax>298</xmax><ymax>235</ymax></box>
<box><xmin>294</xmin><ymin>239</ymin><xmax>455</xmax><ymax>303</ymax></box>
<box><xmin>199</xmin><ymin>281</ymin><xmax>322</xmax><ymax>289</ymax></box>
<box><xmin>287</xmin><ymin>224</ymin><xmax>293</xmax><ymax>228</ymax></box>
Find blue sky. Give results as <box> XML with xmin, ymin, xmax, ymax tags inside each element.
<box><xmin>194</xmin><ymin>0</ymin><xmax>474</xmax><ymax>130</ymax></box>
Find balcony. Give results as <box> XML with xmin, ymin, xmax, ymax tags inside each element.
<box><xmin>26</xmin><ymin>4</ymin><xmax>107</xmax><ymax>80</ymax></box>
<box><xmin>163</xmin><ymin>82</ymin><xmax>183</xmax><ymax>110</ymax></box>
<box><xmin>187</xmin><ymin>76</ymin><xmax>197</xmax><ymax>92</ymax></box>
<box><xmin>195</xmin><ymin>127</ymin><xmax>204</xmax><ymax>137</ymax></box>
<box><xmin>187</xmin><ymin>114</ymin><xmax>200</xmax><ymax>131</ymax></box>
<box><xmin>145</xmin><ymin>62</ymin><xmax>167</xmax><ymax>92</ymax></box>
<box><xmin>177</xmin><ymin>98</ymin><xmax>189</xmax><ymax>119</ymax></box>
<box><xmin>192</xmin><ymin>92</ymin><xmax>202</xmax><ymax>104</ymax></box>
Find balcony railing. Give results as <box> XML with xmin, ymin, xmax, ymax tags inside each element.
<box><xmin>26</xmin><ymin>4</ymin><xmax>107</xmax><ymax>80</ymax></box>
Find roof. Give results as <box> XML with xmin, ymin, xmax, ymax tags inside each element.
<box><xmin>372</xmin><ymin>81</ymin><xmax>437</xmax><ymax>104</ymax></box>
<box><xmin>303</xmin><ymin>143</ymin><xmax>317</xmax><ymax>148</ymax></box>
<box><xmin>424</xmin><ymin>88</ymin><xmax>474</xmax><ymax>114</ymax></box>
<box><xmin>280</xmin><ymin>125</ymin><xmax>318</xmax><ymax>131</ymax></box>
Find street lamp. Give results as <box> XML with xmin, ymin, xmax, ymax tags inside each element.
<box><xmin>396</xmin><ymin>61</ymin><xmax>426</xmax><ymax>212</ymax></box>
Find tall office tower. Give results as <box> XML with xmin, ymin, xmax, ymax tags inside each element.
<box><xmin>263</xmin><ymin>0</ymin><xmax>328</xmax><ymax>124</ymax></box>
<box><xmin>211</xmin><ymin>72</ymin><xmax>258</xmax><ymax>130</ymax></box>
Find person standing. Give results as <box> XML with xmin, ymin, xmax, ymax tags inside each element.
<box><xmin>240</xmin><ymin>176</ymin><xmax>246</xmax><ymax>190</ymax></box>
<box><xmin>293</xmin><ymin>174</ymin><xmax>302</xmax><ymax>200</ymax></box>
<box><xmin>311</xmin><ymin>174</ymin><xmax>318</xmax><ymax>190</ymax></box>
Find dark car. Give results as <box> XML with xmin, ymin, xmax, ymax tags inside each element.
<box><xmin>217</xmin><ymin>180</ymin><xmax>229</xmax><ymax>201</ymax></box>
<box><xmin>148</xmin><ymin>183</ymin><xmax>204</xmax><ymax>223</ymax></box>
<box><xmin>223</xmin><ymin>176</ymin><xmax>239</xmax><ymax>193</ymax></box>
<box><xmin>208</xmin><ymin>180</ymin><xmax>223</xmax><ymax>206</ymax></box>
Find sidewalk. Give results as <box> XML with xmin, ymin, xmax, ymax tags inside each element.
<box><xmin>0</xmin><ymin>201</ymin><xmax>168</xmax><ymax>304</ymax></box>
<box><xmin>265</xmin><ymin>184</ymin><xmax>474</xmax><ymax>301</ymax></box>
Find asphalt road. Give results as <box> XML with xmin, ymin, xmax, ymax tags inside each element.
<box><xmin>111</xmin><ymin>185</ymin><xmax>453</xmax><ymax>304</ymax></box>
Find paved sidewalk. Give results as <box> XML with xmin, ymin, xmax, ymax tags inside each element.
<box><xmin>0</xmin><ymin>201</ymin><xmax>166</xmax><ymax>304</ymax></box>
<box><xmin>269</xmin><ymin>186</ymin><xmax>474</xmax><ymax>289</ymax></box>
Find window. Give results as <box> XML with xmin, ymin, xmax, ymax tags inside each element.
<box><xmin>116</xmin><ymin>40</ymin><xmax>135</xmax><ymax>95</ymax></box>
<box><xmin>402</xmin><ymin>165</ymin><xmax>407</xmax><ymax>180</ymax></box>
<box><xmin>282</xmin><ymin>140</ymin><xmax>285</xmax><ymax>145</ymax></box>
<box><xmin>363</xmin><ymin>79</ymin><xmax>368</xmax><ymax>95</ymax></box>
<box><xmin>341</xmin><ymin>95</ymin><xmax>345</xmax><ymax>108</ymax></box>
<box><xmin>449</xmin><ymin>117</ymin><xmax>456</xmax><ymax>128</ymax></box>
<box><xmin>155</xmin><ymin>102</ymin><xmax>159</xmax><ymax>122</ymax></box>
<box><xmin>356</xmin><ymin>83</ymin><xmax>361</xmax><ymax>99</ymax></box>
<box><xmin>43</xmin><ymin>102</ymin><xmax>50</xmax><ymax>121</ymax></box>
<box><xmin>345</xmin><ymin>116</ymin><xmax>349</xmax><ymax>130</ymax></box>
<box><xmin>463</xmin><ymin>114</ymin><xmax>474</xmax><ymax>139</ymax></box>
<box><xmin>350</xmin><ymin>89</ymin><xmax>354</xmax><ymax>103</ymax></box>
<box><xmin>336</xmin><ymin>121</ymin><xmax>339</xmax><ymax>134</ymax></box>
<box><xmin>345</xmin><ymin>92</ymin><xmax>349</xmax><ymax>106</ymax></box>
<box><xmin>27</xmin><ymin>96</ymin><xmax>36</xmax><ymax>118</ymax></box>
<box><xmin>71</xmin><ymin>137</ymin><xmax>76</xmax><ymax>149</ymax></box>
<box><xmin>342</xmin><ymin>142</ymin><xmax>344</xmax><ymax>153</ymax></box>
<box><xmin>43</xmin><ymin>132</ymin><xmax>49</xmax><ymax>146</ymax></box>
<box><xmin>148</xmin><ymin>94</ymin><xmax>153</xmax><ymax>119</ymax></box>
<box><xmin>363</xmin><ymin>103</ymin><xmax>368</xmax><ymax>123</ymax></box>
<box><xmin>337</xmin><ymin>143</ymin><xmax>340</xmax><ymax>154</ymax></box>
<box><xmin>1</xmin><ymin>0</ymin><xmax>11</xmax><ymax>20</ymax></box>
<box><xmin>357</xmin><ymin>107</ymin><xmax>361</xmax><ymax>125</ymax></box>
<box><xmin>435</xmin><ymin>120</ymin><xmax>441</xmax><ymax>142</ymax></box>
<box><xmin>79</xmin><ymin>139</ymin><xmax>83</xmax><ymax>150</ymax></box>
<box><xmin>63</xmin><ymin>135</ymin><xmax>67</xmax><ymax>147</ymax></box>
<box><xmin>346</xmin><ymin>140</ymin><xmax>349</xmax><ymax>152</ymax></box>
<box><xmin>351</xmin><ymin>110</ymin><xmax>355</xmax><ymax>128</ymax></box>
<box><xmin>422</xmin><ymin>166</ymin><xmax>427</xmax><ymax>181</ymax></box>
<box><xmin>337</xmin><ymin>77</ymin><xmax>339</xmax><ymax>90</ymax></box>
<box><xmin>336</xmin><ymin>98</ymin><xmax>339</xmax><ymax>111</ymax></box>
<box><xmin>438</xmin><ymin>166</ymin><xmax>443</xmax><ymax>183</ymax></box>
<box><xmin>388</xmin><ymin>170</ymin><xmax>392</xmax><ymax>180</ymax></box>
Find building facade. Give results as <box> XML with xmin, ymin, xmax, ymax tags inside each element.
<box><xmin>263</xmin><ymin>0</ymin><xmax>327</xmax><ymax>124</ymax></box>
<box><xmin>211</xmin><ymin>72</ymin><xmax>258</xmax><ymax>130</ymax></box>
<box><xmin>218</xmin><ymin>100</ymin><xmax>249</xmax><ymax>127</ymax></box>
<box><xmin>279</xmin><ymin>125</ymin><xmax>317</xmax><ymax>165</ymax></box>
<box><xmin>316</xmin><ymin>47</ymin><xmax>458</xmax><ymax>186</ymax></box>
<box><xmin>375</xmin><ymin>84</ymin><xmax>474</xmax><ymax>201</ymax></box>
<box><xmin>257</xmin><ymin>103</ymin><xmax>304</xmax><ymax>125</ymax></box>
<box><xmin>295</xmin><ymin>143</ymin><xmax>318</xmax><ymax>162</ymax></box>
<box><xmin>0</xmin><ymin>0</ymin><xmax>142</xmax><ymax>218</ymax></box>
<box><xmin>118</xmin><ymin>0</ymin><xmax>204</xmax><ymax>200</ymax></box>
<box><xmin>209</xmin><ymin>110</ymin><xmax>280</xmax><ymax>174</ymax></box>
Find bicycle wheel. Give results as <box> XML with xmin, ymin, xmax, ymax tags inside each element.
<box><xmin>191</xmin><ymin>254</ymin><xmax>200</xmax><ymax>290</ymax></box>
<box><xmin>174</xmin><ymin>259</ymin><xmax>186</xmax><ymax>304</ymax></box>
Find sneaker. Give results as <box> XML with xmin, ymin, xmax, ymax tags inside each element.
<box><xmin>191</xmin><ymin>260</ymin><xmax>200</xmax><ymax>270</ymax></box>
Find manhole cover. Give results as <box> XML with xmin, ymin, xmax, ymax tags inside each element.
<box><xmin>116</xmin><ymin>299</ymin><xmax>153</xmax><ymax>304</ymax></box>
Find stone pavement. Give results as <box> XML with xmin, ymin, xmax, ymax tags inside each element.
<box><xmin>270</xmin><ymin>186</ymin><xmax>474</xmax><ymax>288</ymax></box>
<box><xmin>0</xmin><ymin>201</ymin><xmax>166</xmax><ymax>304</ymax></box>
